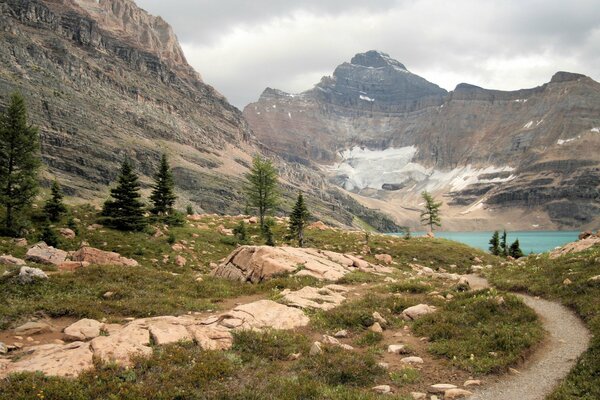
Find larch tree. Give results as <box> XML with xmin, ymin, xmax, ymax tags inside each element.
<box><xmin>0</xmin><ymin>92</ymin><xmax>40</xmax><ymax>236</ymax></box>
<box><xmin>420</xmin><ymin>191</ymin><xmax>442</xmax><ymax>232</ymax></box>
<box><xmin>244</xmin><ymin>155</ymin><xmax>279</xmax><ymax>230</ymax></box>
<box><xmin>150</xmin><ymin>154</ymin><xmax>177</xmax><ymax>216</ymax></box>
<box><xmin>288</xmin><ymin>192</ymin><xmax>310</xmax><ymax>247</ymax></box>
<box><xmin>101</xmin><ymin>159</ymin><xmax>146</xmax><ymax>231</ymax></box>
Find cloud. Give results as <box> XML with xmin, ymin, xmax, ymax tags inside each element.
<box><xmin>137</xmin><ymin>0</ymin><xmax>600</xmax><ymax>109</ymax></box>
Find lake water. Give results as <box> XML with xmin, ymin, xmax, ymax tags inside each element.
<box><xmin>395</xmin><ymin>231</ymin><xmax>580</xmax><ymax>254</ymax></box>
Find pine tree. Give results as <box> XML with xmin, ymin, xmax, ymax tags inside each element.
<box><xmin>420</xmin><ymin>191</ymin><xmax>442</xmax><ymax>232</ymax></box>
<box><xmin>509</xmin><ymin>239</ymin><xmax>524</xmax><ymax>259</ymax></box>
<box><xmin>489</xmin><ymin>230</ymin><xmax>501</xmax><ymax>256</ymax></box>
<box><xmin>245</xmin><ymin>155</ymin><xmax>279</xmax><ymax>230</ymax></box>
<box><xmin>150</xmin><ymin>154</ymin><xmax>177</xmax><ymax>216</ymax></box>
<box><xmin>101</xmin><ymin>159</ymin><xmax>146</xmax><ymax>231</ymax></box>
<box><xmin>44</xmin><ymin>181</ymin><xmax>67</xmax><ymax>222</ymax></box>
<box><xmin>288</xmin><ymin>192</ymin><xmax>310</xmax><ymax>247</ymax></box>
<box><xmin>500</xmin><ymin>230</ymin><xmax>508</xmax><ymax>257</ymax></box>
<box><xmin>0</xmin><ymin>93</ymin><xmax>40</xmax><ymax>236</ymax></box>
<box><xmin>263</xmin><ymin>217</ymin><xmax>276</xmax><ymax>246</ymax></box>
<box><xmin>38</xmin><ymin>222</ymin><xmax>59</xmax><ymax>248</ymax></box>
<box><xmin>233</xmin><ymin>220</ymin><xmax>248</xmax><ymax>243</ymax></box>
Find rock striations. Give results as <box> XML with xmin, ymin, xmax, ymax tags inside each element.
<box><xmin>244</xmin><ymin>51</ymin><xmax>600</xmax><ymax>229</ymax></box>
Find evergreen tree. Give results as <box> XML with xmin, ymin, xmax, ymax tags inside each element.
<box><xmin>0</xmin><ymin>92</ymin><xmax>40</xmax><ymax>236</ymax></box>
<box><xmin>500</xmin><ymin>230</ymin><xmax>508</xmax><ymax>257</ymax></box>
<box><xmin>44</xmin><ymin>181</ymin><xmax>67</xmax><ymax>222</ymax></box>
<box><xmin>509</xmin><ymin>239</ymin><xmax>524</xmax><ymax>259</ymax></box>
<box><xmin>263</xmin><ymin>217</ymin><xmax>276</xmax><ymax>246</ymax></box>
<box><xmin>186</xmin><ymin>205</ymin><xmax>194</xmax><ymax>215</ymax></box>
<box><xmin>233</xmin><ymin>220</ymin><xmax>248</xmax><ymax>243</ymax></box>
<box><xmin>489</xmin><ymin>230</ymin><xmax>501</xmax><ymax>256</ymax></box>
<box><xmin>288</xmin><ymin>192</ymin><xmax>310</xmax><ymax>247</ymax></box>
<box><xmin>150</xmin><ymin>154</ymin><xmax>177</xmax><ymax>216</ymax></box>
<box><xmin>101</xmin><ymin>159</ymin><xmax>146</xmax><ymax>231</ymax></box>
<box><xmin>245</xmin><ymin>155</ymin><xmax>279</xmax><ymax>230</ymax></box>
<box><xmin>420</xmin><ymin>191</ymin><xmax>442</xmax><ymax>232</ymax></box>
<box><xmin>39</xmin><ymin>222</ymin><xmax>59</xmax><ymax>248</ymax></box>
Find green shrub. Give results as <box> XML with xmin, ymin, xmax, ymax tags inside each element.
<box><xmin>232</xmin><ymin>329</ymin><xmax>310</xmax><ymax>362</ymax></box>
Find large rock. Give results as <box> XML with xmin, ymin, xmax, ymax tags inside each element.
<box><xmin>0</xmin><ymin>255</ymin><xmax>26</xmax><ymax>266</ymax></box>
<box><xmin>224</xmin><ymin>300</ymin><xmax>310</xmax><ymax>330</ymax></box>
<box><xmin>17</xmin><ymin>266</ymin><xmax>48</xmax><ymax>284</ymax></box>
<box><xmin>280</xmin><ymin>285</ymin><xmax>347</xmax><ymax>310</ymax></box>
<box><xmin>1</xmin><ymin>342</ymin><xmax>94</xmax><ymax>378</ymax></box>
<box><xmin>15</xmin><ymin>321</ymin><xmax>54</xmax><ymax>336</ymax></box>
<box><xmin>71</xmin><ymin>246</ymin><xmax>138</xmax><ymax>267</ymax></box>
<box><xmin>402</xmin><ymin>304</ymin><xmax>437</xmax><ymax>321</ymax></box>
<box><xmin>90</xmin><ymin>323</ymin><xmax>152</xmax><ymax>365</ymax></box>
<box><xmin>25</xmin><ymin>242</ymin><xmax>68</xmax><ymax>266</ymax></box>
<box><xmin>212</xmin><ymin>245</ymin><xmax>386</xmax><ymax>283</ymax></box>
<box><xmin>64</xmin><ymin>319</ymin><xmax>105</xmax><ymax>341</ymax></box>
<box><xmin>550</xmin><ymin>235</ymin><xmax>600</xmax><ymax>259</ymax></box>
<box><xmin>147</xmin><ymin>317</ymin><xmax>193</xmax><ymax>346</ymax></box>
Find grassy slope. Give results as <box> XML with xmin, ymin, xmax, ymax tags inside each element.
<box><xmin>0</xmin><ymin>206</ymin><xmax>545</xmax><ymax>399</ymax></box>
<box><xmin>489</xmin><ymin>246</ymin><xmax>600</xmax><ymax>400</ymax></box>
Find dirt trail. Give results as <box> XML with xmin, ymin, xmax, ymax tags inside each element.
<box><xmin>464</xmin><ymin>275</ymin><xmax>591</xmax><ymax>400</ymax></box>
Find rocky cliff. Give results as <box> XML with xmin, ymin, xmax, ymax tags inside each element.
<box><xmin>244</xmin><ymin>51</ymin><xmax>600</xmax><ymax>229</ymax></box>
<box><xmin>0</xmin><ymin>0</ymin><xmax>257</xmax><ymax>212</ymax></box>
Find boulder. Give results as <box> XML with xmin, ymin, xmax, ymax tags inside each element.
<box><xmin>17</xmin><ymin>266</ymin><xmax>48</xmax><ymax>284</ymax></box>
<box><xmin>372</xmin><ymin>385</ymin><xmax>392</xmax><ymax>394</ymax></box>
<box><xmin>13</xmin><ymin>238</ymin><xmax>28</xmax><ymax>247</ymax></box>
<box><xmin>334</xmin><ymin>330</ymin><xmax>348</xmax><ymax>338</ymax></box>
<box><xmin>175</xmin><ymin>255</ymin><xmax>187</xmax><ymax>267</ymax></box>
<box><xmin>224</xmin><ymin>300</ymin><xmax>310</xmax><ymax>330</ymax></box>
<box><xmin>213</xmin><ymin>245</ymin><xmax>383</xmax><ymax>283</ymax></box>
<box><xmin>147</xmin><ymin>318</ymin><xmax>193</xmax><ymax>345</ymax></box>
<box><xmin>402</xmin><ymin>304</ymin><xmax>437</xmax><ymax>321</ymax></box>
<box><xmin>372</xmin><ymin>311</ymin><xmax>387</xmax><ymax>326</ymax></box>
<box><xmin>15</xmin><ymin>321</ymin><xmax>54</xmax><ymax>336</ymax></box>
<box><xmin>71</xmin><ymin>246</ymin><xmax>138</xmax><ymax>267</ymax></box>
<box><xmin>1</xmin><ymin>341</ymin><xmax>94</xmax><ymax>378</ymax></box>
<box><xmin>387</xmin><ymin>344</ymin><xmax>406</xmax><ymax>354</ymax></box>
<box><xmin>59</xmin><ymin>228</ymin><xmax>76</xmax><ymax>239</ymax></box>
<box><xmin>90</xmin><ymin>323</ymin><xmax>152</xmax><ymax>366</ymax></box>
<box><xmin>369</xmin><ymin>322</ymin><xmax>383</xmax><ymax>333</ymax></box>
<box><xmin>25</xmin><ymin>242</ymin><xmax>68</xmax><ymax>266</ymax></box>
<box><xmin>375</xmin><ymin>254</ymin><xmax>393</xmax><ymax>264</ymax></box>
<box><xmin>64</xmin><ymin>319</ymin><xmax>104</xmax><ymax>341</ymax></box>
<box><xmin>579</xmin><ymin>231</ymin><xmax>593</xmax><ymax>240</ymax></box>
<box><xmin>550</xmin><ymin>235</ymin><xmax>600</xmax><ymax>259</ymax></box>
<box><xmin>0</xmin><ymin>255</ymin><xmax>26</xmax><ymax>266</ymax></box>
<box><xmin>309</xmin><ymin>341</ymin><xmax>323</xmax><ymax>355</ymax></box>
<box><xmin>187</xmin><ymin>325</ymin><xmax>233</xmax><ymax>350</ymax></box>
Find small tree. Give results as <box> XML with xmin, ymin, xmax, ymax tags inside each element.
<box><xmin>509</xmin><ymin>239</ymin><xmax>524</xmax><ymax>259</ymax></box>
<box><xmin>150</xmin><ymin>154</ymin><xmax>177</xmax><ymax>216</ymax></box>
<box><xmin>288</xmin><ymin>192</ymin><xmax>310</xmax><ymax>247</ymax></box>
<box><xmin>245</xmin><ymin>155</ymin><xmax>279</xmax><ymax>230</ymax></box>
<box><xmin>233</xmin><ymin>220</ymin><xmax>248</xmax><ymax>243</ymax></box>
<box><xmin>420</xmin><ymin>191</ymin><xmax>442</xmax><ymax>232</ymax></box>
<box><xmin>38</xmin><ymin>222</ymin><xmax>59</xmax><ymax>248</ymax></box>
<box><xmin>0</xmin><ymin>92</ymin><xmax>40</xmax><ymax>236</ymax></box>
<box><xmin>101</xmin><ymin>159</ymin><xmax>146</xmax><ymax>231</ymax></box>
<box><xmin>500</xmin><ymin>230</ymin><xmax>508</xmax><ymax>257</ymax></box>
<box><xmin>489</xmin><ymin>230</ymin><xmax>501</xmax><ymax>256</ymax></box>
<box><xmin>44</xmin><ymin>181</ymin><xmax>67</xmax><ymax>222</ymax></box>
<box><xmin>186</xmin><ymin>205</ymin><xmax>194</xmax><ymax>215</ymax></box>
<box><xmin>263</xmin><ymin>217</ymin><xmax>276</xmax><ymax>246</ymax></box>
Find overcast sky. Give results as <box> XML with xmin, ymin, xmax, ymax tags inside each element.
<box><xmin>137</xmin><ymin>0</ymin><xmax>600</xmax><ymax>109</ymax></box>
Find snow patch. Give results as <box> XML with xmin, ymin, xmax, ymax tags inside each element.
<box><xmin>523</xmin><ymin>121</ymin><xmax>534</xmax><ymax>129</ymax></box>
<box><xmin>288</xmin><ymin>112</ymin><xmax>292</xmax><ymax>119</ymax></box>
<box><xmin>359</xmin><ymin>95</ymin><xmax>375</xmax><ymax>102</ymax></box>
<box><xmin>272</xmin><ymin>105</ymin><xmax>277</xmax><ymax>109</ymax></box>
<box><xmin>513</xmin><ymin>99</ymin><xmax>528</xmax><ymax>103</ymax></box>
<box><xmin>591</xmin><ymin>127</ymin><xmax>600</xmax><ymax>133</ymax></box>
<box><xmin>330</xmin><ymin>146</ymin><xmax>515</xmax><ymax>192</ymax></box>
<box><xmin>557</xmin><ymin>136</ymin><xmax>579</xmax><ymax>145</ymax></box>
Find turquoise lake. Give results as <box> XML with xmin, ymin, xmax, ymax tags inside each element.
<box><xmin>395</xmin><ymin>231</ymin><xmax>581</xmax><ymax>254</ymax></box>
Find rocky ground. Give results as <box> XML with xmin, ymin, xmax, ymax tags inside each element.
<box><xmin>0</xmin><ymin>211</ymin><xmax>596</xmax><ymax>399</ymax></box>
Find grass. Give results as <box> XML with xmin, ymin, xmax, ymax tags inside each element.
<box><xmin>489</xmin><ymin>246</ymin><xmax>600</xmax><ymax>399</ymax></box>
<box><xmin>412</xmin><ymin>289</ymin><xmax>544</xmax><ymax>374</ymax></box>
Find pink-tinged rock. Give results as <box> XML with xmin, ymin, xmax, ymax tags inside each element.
<box><xmin>0</xmin><ymin>255</ymin><xmax>26</xmax><ymax>266</ymax></box>
<box><xmin>90</xmin><ymin>323</ymin><xmax>151</xmax><ymax>365</ymax></box>
<box><xmin>71</xmin><ymin>246</ymin><xmax>138</xmax><ymax>267</ymax></box>
<box><xmin>64</xmin><ymin>319</ymin><xmax>104</xmax><ymax>341</ymax></box>
<box><xmin>25</xmin><ymin>242</ymin><xmax>69</xmax><ymax>266</ymax></box>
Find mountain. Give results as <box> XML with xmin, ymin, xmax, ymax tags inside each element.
<box><xmin>0</xmin><ymin>2</ymin><xmax>400</xmax><ymax>230</ymax></box>
<box><xmin>244</xmin><ymin>51</ymin><xmax>600</xmax><ymax>230</ymax></box>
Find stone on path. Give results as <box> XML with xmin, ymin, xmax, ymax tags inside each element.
<box><xmin>15</xmin><ymin>321</ymin><xmax>53</xmax><ymax>336</ymax></box>
<box><xmin>464</xmin><ymin>380</ymin><xmax>482</xmax><ymax>387</ymax></box>
<box><xmin>402</xmin><ymin>304</ymin><xmax>437</xmax><ymax>321</ymax></box>
<box><xmin>387</xmin><ymin>344</ymin><xmax>406</xmax><ymax>354</ymax></box>
<box><xmin>401</xmin><ymin>356</ymin><xmax>424</xmax><ymax>364</ymax></box>
<box><xmin>310</xmin><ymin>341</ymin><xmax>323</xmax><ymax>355</ymax></box>
<box><xmin>429</xmin><ymin>384</ymin><xmax>458</xmax><ymax>393</ymax></box>
<box><xmin>411</xmin><ymin>393</ymin><xmax>426</xmax><ymax>400</ymax></box>
<box><xmin>369</xmin><ymin>322</ymin><xmax>383</xmax><ymax>333</ymax></box>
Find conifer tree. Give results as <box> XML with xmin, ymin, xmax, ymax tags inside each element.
<box><xmin>288</xmin><ymin>192</ymin><xmax>310</xmax><ymax>247</ymax></box>
<box><xmin>500</xmin><ymin>230</ymin><xmax>508</xmax><ymax>257</ymax></box>
<box><xmin>150</xmin><ymin>154</ymin><xmax>177</xmax><ymax>216</ymax></box>
<box><xmin>489</xmin><ymin>230</ymin><xmax>501</xmax><ymax>256</ymax></box>
<box><xmin>44</xmin><ymin>181</ymin><xmax>67</xmax><ymax>222</ymax></box>
<box><xmin>245</xmin><ymin>155</ymin><xmax>279</xmax><ymax>230</ymax></box>
<box><xmin>509</xmin><ymin>239</ymin><xmax>524</xmax><ymax>259</ymax></box>
<box><xmin>0</xmin><ymin>92</ymin><xmax>40</xmax><ymax>236</ymax></box>
<box><xmin>38</xmin><ymin>222</ymin><xmax>59</xmax><ymax>248</ymax></box>
<box><xmin>101</xmin><ymin>159</ymin><xmax>146</xmax><ymax>231</ymax></box>
<box><xmin>420</xmin><ymin>191</ymin><xmax>442</xmax><ymax>232</ymax></box>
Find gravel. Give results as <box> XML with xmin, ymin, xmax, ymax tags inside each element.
<box><xmin>465</xmin><ymin>275</ymin><xmax>592</xmax><ymax>400</ymax></box>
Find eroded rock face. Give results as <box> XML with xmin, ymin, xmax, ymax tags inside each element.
<box><xmin>212</xmin><ymin>245</ymin><xmax>390</xmax><ymax>283</ymax></box>
<box><xmin>280</xmin><ymin>285</ymin><xmax>349</xmax><ymax>310</ymax></box>
<box><xmin>71</xmin><ymin>246</ymin><xmax>138</xmax><ymax>267</ymax></box>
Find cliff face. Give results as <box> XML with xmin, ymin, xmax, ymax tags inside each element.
<box><xmin>244</xmin><ymin>52</ymin><xmax>600</xmax><ymax>229</ymax></box>
<box><xmin>0</xmin><ymin>0</ymin><xmax>254</xmax><ymax>213</ymax></box>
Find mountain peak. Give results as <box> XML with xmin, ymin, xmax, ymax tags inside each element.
<box><xmin>350</xmin><ymin>50</ymin><xmax>407</xmax><ymax>71</ymax></box>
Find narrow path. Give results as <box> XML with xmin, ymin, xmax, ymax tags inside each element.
<box><xmin>464</xmin><ymin>275</ymin><xmax>591</xmax><ymax>400</ymax></box>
